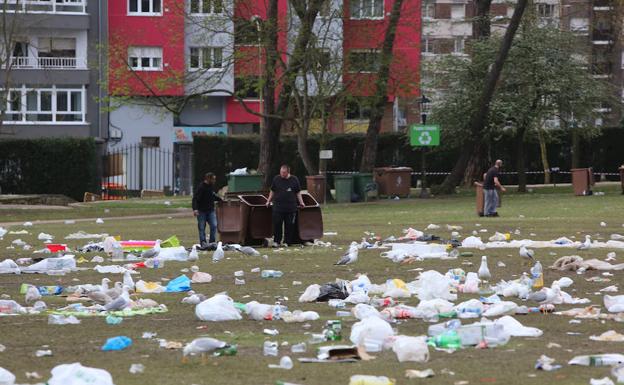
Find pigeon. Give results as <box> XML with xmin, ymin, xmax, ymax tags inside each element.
<box><xmin>478</xmin><ymin>255</ymin><xmax>491</xmax><ymax>282</ymax></box>
<box><xmin>188</xmin><ymin>245</ymin><xmax>199</xmax><ymax>261</ymax></box>
<box><xmin>212</xmin><ymin>241</ymin><xmax>224</xmax><ymax>262</ymax></box>
<box><xmin>123</xmin><ymin>271</ymin><xmax>135</xmax><ymax>292</ymax></box>
<box><xmin>182</xmin><ymin>337</ymin><xmax>228</xmax><ymax>362</ymax></box>
<box><xmin>335</xmin><ymin>242</ymin><xmax>359</xmax><ymax>265</ymax></box>
<box><xmin>578</xmin><ymin>235</ymin><xmax>592</xmax><ymax>250</ymax></box>
<box><xmin>141</xmin><ymin>239</ymin><xmax>161</xmax><ymax>259</ymax></box>
<box><xmin>25</xmin><ymin>285</ymin><xmax>41</xmax><ymax>304</ymax></box>
<box><xmin>237</xmin><ymin>246</ymin><xmax>260</xmax><ymax>257</ymax></box>
<box><xmin>519</xmin><ymin>246</ymin><xmax>535</xmax><ymax>264</ymax></box>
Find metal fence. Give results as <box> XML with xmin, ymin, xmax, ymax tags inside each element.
<box><xmin>102</xmin><ymin>144</ymin><xmax>176</xmax><ymax>200</ymax></box>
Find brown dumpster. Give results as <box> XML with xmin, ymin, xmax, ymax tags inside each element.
<box><xmin>217</xmin><ymin>200</ymin><xmax>248</xmax><ymax>244</ymax></box>
<box><xmin>239</xmin><ymin>194</ymin><xmax>273</xmax><ymax>244</ymax></box>
<box><xmin>305</xmin><ymin>175</ymin><xmax>326</xmax><ymax>204</ymax></box>
<box><xmin>475</xmin><ymin>183</ymin><xmax>484</xmax><ymax>216</ymax></box>
<box><xmin>620</xmin><ymin>166</ymin><xmax>624</xmax><ymax>194</ymax></box>
<box><xmin>297</xmin><ymin>192</ymin><xmax>323</xmax><ymax>242</ymax></box>
<box><xmin>374</xmin><ymin>167</ymin><xmax>413</xmax><ymax>198</ymax></box>
<box><xmin>571</xmin><ymin>168</ymin><xmax>594</xmax><ymax>196</ymax></box>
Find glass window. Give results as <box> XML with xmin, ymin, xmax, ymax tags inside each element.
<box><xmin>213</xmin><ymin>47</ymin><xmax>223</xmax><ymax>68</ymax></box>
<box><xmin>129</xmin><ymin>0</ymin><xmax>161</xmax><ymax>14</ymax></box>
<box><xmin>40</xmin><ymin>91</ymin><xmax>52</xmax><ymax>111</ymax></box>
<box><xmin>26</xmin><ymin>91</ymin><xmax>37</xmax><ymax>111</ymax></box>
<box><xmin>128</xmin><ymin>46</ymin><xmax>163</xmax><ymax>71</ymax></box>
<box><xmin>57</xmin><ymin>91</ymin><xmax>68</xmax><ymax>111</ymax></box>
<box><xmin>190</xmin><ymin>0</ymin><xmax>199</xmax><ymax>13</ymax></box>
<box><xmin>2</xmin><ymin>87</ymin><xmax>85</xmax><ymax>124</ymax></box>
<box><xmin>129</xmin><ymin>0</ymin><xmax>138</xmax><ymax>12</ymax></box>
<box><xmin>190</xmin><ymin>48</ymin><xmax>199</xmax><ymax>68</ymax></box>
<box><xmin>350</xmin><ymin>0</ymin><xmax>383</xmax><ymax>19</ymax></box>
<box><xmin>348</xmin><ymin>50</ymin><xmax>380</xmax><ymax>72</ymax></box>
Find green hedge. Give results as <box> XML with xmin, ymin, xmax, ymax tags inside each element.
<box><xmin>0</xmin><ymin>138</ymin><xmax>98</xmax><ymax>201</ymax></box>
<box><xmin>193</xmin><ymin>129</ymin><xmax>624</xmax><ymax>190</ymax></box>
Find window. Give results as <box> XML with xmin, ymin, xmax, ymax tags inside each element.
<box><xmin>128</xmin><ymin>0</ymin><xmax>162</xmax><ymax>14</ymax></box>
<box><xmin>350</xmin><ymin>0</ymin><xmax>383</xmax><ymax>19</ymax></box>
<box><xmin>235</xmin><ymin>76</ymin><xmax>260</xmax><ymax>99</ymax></box>
<box><xmin>2</xmin><ymin>86</ymin><xmax>84</xmax><ymax>124</ymax></box>
<box><xmin>570</xmin><ymin>17</ymin><xmax>589</xmax><ymax>33</ymax></box>
<box><xmin>128</xmin><ymin>46</ymin><xmax>163</xmax><ymax>71</ymax></box>
<box><xmin>189</xmin><ymin>47</ymin><xmax>223</xmax><ymax>69</ymax></box>
<box><xmin>450</xmin><ymin>4</ymin><xmax>464</xmax><ymax>20</ymax></box>
<box><xmin>421</xmin><ymin>38</ymin><xmax>433</xmax><ymax>54</ymax></box>
<box><xmin>37</xmin><ymin>37</ymin><xmax>76</xmax><ymax>58</ymax></box>
<box><xmin>190</xmin><ymin>0</ymin><xmax>223</xmax><ymax>14</ymax></box>
<box><xmin>348</xmin><ymin>50</ymin><xmax>380</xmax><ymax>72</ymax></box>
<box><xmin>536</xmin><ymin>3</ymin><xmax>555</xmax><ymax>18</ymax></box>
<box><xmin>234</xmin><ymin>18</ymin><xmax>261</xmax><ymax>45</ymax></box>
<box><xmin>453</xmin><ymin>37</ymin><xmax>465</xmax><ymax>54</ymax></box>
<box><xmin>422</xmin><ymin>2</ymin><xmax>434</xmax><ymax>19</ymax></box>
<box><xmin>345</xmin><ymin>97</ymin><xmax>372</xmax><ymax>120</ymax></box>
<box><xmin>141</xmin><ymin>136</ymin><xmax>160</xmax><ymax>147</ymax></box>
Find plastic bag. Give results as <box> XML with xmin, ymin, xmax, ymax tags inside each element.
<box><xmin>483</xmin><ymin>301</ymin><xmax>518</xmax><ymax>317</ymax></box>
<box><xmin>245</xmin><ymin>301</ymin><xmax>273</xmax><ymax>321</ymax></box>
<box><xmin>191</xmin><ymin>272</ymin><xmax>212</xmax><ymax>283</ymax></box>
<box><xmin>350</xmin><ymin>316</ymin><xmax>395</xmax><ymax>350</ymax></box>
<box><xmin>391</xmin><ymin>335</ymin><xmax>429</xmax><ymax>363</ymax></box>
<box><xmin>353</xmin><ymin>304</ymin><xmax>382</xmax><ymax>320</ymax></box>
<box><xmin>48</xmin><ymin>363</ymin><xmax>114</xmax><ymax>385</ymax></box>
<box><xmin>462</xmin><ymin>272</ymin><xmax>480</xmax><ymax>294</ymax></box>
<box><xmin>604</xmin><ymin>295</ymin><xmax>624</xmax><ymax>313</ymax></box>
<box><xmin>349</xmin><ymin>375</ymin><xmax>395</xmax><ymax>385</ymax></box>
<box><xmin>344</xmin><ymin>291</ymin><xmax>370</xmax><ymax>304</ymax></box>
<box><xmin>454</xmin><ymin>299</ymin><xmax>483</xmax><ymax>319</ymax></box>
<box><xmin>350</xmin><ymin>275</ymin><xmax>372</xmax><ymax>293</ymax></box>
<box><xmin>461</xmin><ymin>236</ymin><xmax>484</xmax><ymax>248</ymax></box>
<box><xmin>101</xmin><ymin>336</ymin><xmax>132</xmax><ymax>351</ymax></box>
<box><xmin>135</xmin><ymin>280</ymin><xmax>165</xmax><ymax>294</ymax></box>
<box><xmin>494</xmin><ymin>316</ymin><xmax>542</xmax><ymax>337</ymax></box>
<box><xmin>195</xmin><ymin>294</ymin><xmax>242</xmax><ymax>321</ymax></box>
<box><xmin>317</xmin><ymin>282</ymin><xmax>349</xmax><ymax>302</ymax></box>
<box><xmin>298</xmin><ymin>284</ymin><xmax>321</xmax><ymax>302</ymax></box>
<box><xmin>281</xmin><ymin>310</ymin><xmax>319</xmax><ymax>323</ymax></box>
<box><xmin>415</xmin><ymin>270</ymin><xmax>457</xmax><ymax>301</ymax></box>
<box><xmin>165</xmin><ymin>275</ymin><xmax>191</xmax><ymax>292</ymax></box>
<box><xmin>0</xmin><ymin>367</ymin><xmax>15</xmax><ymax>385</ymax></box>
<box><xmin>158</xmin><ymin>246</ymin><xmax>188</xmax><ymax>261</ymax></box>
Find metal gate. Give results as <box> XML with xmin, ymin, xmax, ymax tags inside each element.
<box><xmin>102</xmin><ymin>144</ymin><xmax>175</xmax><ymax>199</ymax></box>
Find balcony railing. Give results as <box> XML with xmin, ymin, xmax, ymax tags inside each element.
<box><xmin>10</xmin><ymin>56</ymin><xmax>85</xmax><ymax>69</ymax></box>
<box><xmin>2</xmin><ymin>0</ymin><xmax>86</xmax><ymax>14</ymax></box>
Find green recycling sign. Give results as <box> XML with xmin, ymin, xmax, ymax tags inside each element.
<box><xmin>410</xmin><ymin>124</ymin><xmax>440</xmax><ymax>147</ymax></box>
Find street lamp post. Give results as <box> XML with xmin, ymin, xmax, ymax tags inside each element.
<box><xmin>419</xmin><ymin>94</ymin><xmax>431</xmax><ymax>198</ymax></box>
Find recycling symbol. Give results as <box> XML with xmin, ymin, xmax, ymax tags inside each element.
<box><xmin>418</xmin><ymin>131</ymin><xmax>432</xmax><ymax>145</ymax></box>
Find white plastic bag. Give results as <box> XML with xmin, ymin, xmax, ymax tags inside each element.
<box><xmin>454</xmin><ymin>299</ymin><xmax>484</xmax><ymax>319</ymax></box>
<box><xmin>245</xmin><ymin>301</ymin><xmax>273</xmax><ymax>321</ymax></box>
<box><xmin>462</xmin><ymin>272</ymin><xmax>480</xmax><ymax>293</ymax></box>
<box><xmin>298</xmin><ymin>284</ymin><xmax>320</xmax><ymax>302</ymax></box>
<box><xmin>281</xmin><ymin>310</ymin><xmax>319</xmax><ymax>323</ymax></box>
<box><xmin>483</xmin><ymin>301</ymin><xmax>518</xmax><ymax>317</ymax></box>
<box><xmin>350</xmin><ymin>275</ymin><xmax>372</xmax><ymax>293</ymax></box>
<box><xmin>0</xmin><ymin>367</ymin><xmax>15</xmax><ymax>385</ymax></box>
<box><xmin>135</xmin><ymin>280</ymin><xmax>165</xmax><ymax>294</ymax></box>
<box><xmin>353</xmin><ymin>304</ymin><xmax>382</xmax><ymax>320</ymax></box>
<box><xmin>391</xmin><ymin>336</ymin><xmax>429</xmax><ymax>363</ymax></box>
<box><xmin>462</xmin><ymin>236</ymin><xmax>484</xmax><ymax>248</ymax></box>
<box><xmin>191</xmin><ymin>272</ymin><xmax>212</xmax><ymax>283</ymax></box>
<box><xmin>350</xmin><ymin>316</ymin><xmax>395</xmax><ymax>351</ymax></box>
<box><xmin>48</xmin><ymin>363</ymin><xmax>113</xmax><ymax>385</ymax></box>
<box><xmin>344</xmin><ymin>291</ymin><xmax>370</xmax><ymax>304</ymax></box>
<box><xmin>604</xmin><ymin>295</ymin><xmax>624</xmax><ymax>313</ymax></box>
<box><xmin>494</xmin><ymin>316</ymin><xmax>543</xmax><ymax>337</ymax></box>
<box><xmin>415</xmin><ymin>270</ymin><xmax>457</xmax><ymax>301</ymax></box>
<box><xmin>195</xmin><ymin>294</ymin><xmax>242</xmax><ymax>321</ymax></box>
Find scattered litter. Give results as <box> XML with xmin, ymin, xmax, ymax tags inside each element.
<box><xmin>101</xmin><ymin>336</ymin><xmax>132</xmax><ymax>351</ymax></box>
<box><xmin>35</xmin><ymin>349</ymin><xmax>52</xmax><ymax>357</ymax></box>
<box><xmin>590</xmin><ymin>378</ymin><xmax>615</xmax><ymax>385</ymax></box>
<box><xmin>129</xmin><ymin>363</ymin><xmax>144</xmax><ymax>374</ymax></box>
<box><xmin>48</xmin><ymin>363</ymin><xmax>114</xmax><ymax>385</ymax></box>
<box><xmin>590</xmin><ymin>330</ymin><xmax>624</xmax><ymax>342</ymax></box>
<box><xmin>535</xmin><ymin>355</ymin><xmax>561</xmax><ymax>371</ymax></box>
<box><xmin>95</xmin><ymin>218</ymin><xmax>104</xmax><ymax>224</ymax></box>
<box><xmin>268</xmin><ymin>356</ymin><xmax>293</xmax><ymax>370</ymax></box>
<box><xmin>405</xmin><ymin>369</ymin><xmax>435</xmax><ymax>379</ymax></box>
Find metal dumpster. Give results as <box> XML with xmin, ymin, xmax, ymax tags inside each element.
<box><xmin>238</xmin><ymin>194</ymin><xmax>273</xmax><ymax>244</ymax></box>
<box><xmin>374</xmin><ymin>167</ymin><xmax>412</xmax><ymax>198</ymax></box>
<box><xmin>297</xmin><ymin>192</ymin><xmax>323</xmax><ymax>242</ymax></box>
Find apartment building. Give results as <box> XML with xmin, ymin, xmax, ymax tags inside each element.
<box><xmin>421</xmin><ymin>0</ymin><xmax>623</xmax><ymax>125</ymax></box>
<box><xmin>0</xmin><ymin>0</ymin><xmax>108</xmax><ymax>139</ymax></box>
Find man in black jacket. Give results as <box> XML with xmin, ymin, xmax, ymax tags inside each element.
<box><xmin>192</xmin><ymin>173</ymin><xmax>223</xmax><ymax>247</ymax></box>
<box><xmin>266</xmin><ymin>165</ymin><xmax>305</xmax><ymax>246</ymax></box>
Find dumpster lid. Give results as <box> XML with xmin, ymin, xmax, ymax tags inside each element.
<box><xmin>237</xmin><ymin>194</ymin><xmax>268</xmax><ymax>206</ymax></box>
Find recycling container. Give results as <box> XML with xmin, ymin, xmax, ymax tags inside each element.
<box><xmin>353</xmin><ymin>173</ymin><xmax>376</xmax><ymax>202</ymax></box>
<box><xmin>238</xmin><ymin>194</ymin><xmax>273</xmax><ymax>243</ymax></box>
<box><xmin>306</xmin><ymin>175</ymin><xmax>326</xmax><ymax>204</ymax></box>
<box><xmin>227</xmin><ymin>174</ymin><xmax>264</xmax><ymax>193</ymax></box>
<box><xmin>374</xmin><ymin>167</ymin><xmax>413</xmax><ymax>198</ymax></box>
<box><xmin>217</xmin><ymin>199</ymin><xmax>248</xmax><ymax>244</ymax></box>
<box><xmin>571</xmin><ymin>168</ymin><xmax>594</xmax><ymax>196</ymax></box>
<box><xmin>333</xmin><ymin>174</ymin><xmax>353</xmax><ymax>203</ymax></box>
<box><xmin>297</xmin><ymin>192</ymin><xmax>323</xmax><ymax>242</ymax></box>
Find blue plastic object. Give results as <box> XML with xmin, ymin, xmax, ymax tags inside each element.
<box><xmin>101</xmin><ymin>336</ymin><xmax>132</xmax><ymax>351</ymax></box>
<box><xmin>165</xmin><ymin>274</ymin><xmax>191</xmax><ymax>292</ymax></box>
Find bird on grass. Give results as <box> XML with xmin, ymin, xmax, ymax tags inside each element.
<box><xmin>212</xmin><ymin>241</ymin><xmax>224</xmax><ymax>262</ymax></box>
<box><xmin>105</xmin><ymin>282</ymin><xmax>123</xmax><ymax>299</ymax></box>
<box><xmin>237</xmin><ymin>246</ymin><xmax>260</xmax><ymax>257</ymax></box>
<box><xmin>578</xmin><ymin>235</ymin><xmax>592</xmax><ymax>250</ymax></box>
<box><xmin>188</xmin><ymin>244</ymin><xmax>199</xmax><ymax>261</ymax></box>
<box><xmin>141</xmin><ymin>239</ymin><xmax>161</xmax><ymax>259</ymax></box>
<box><xmin>123</xmin><ymin>271</ymin><xmax>135</xmax><ymax>292</ymax></box>
<box><xmin>104</xmin><ymin>285</ymin><xmax>132</xmax><ymax>311</ymax></box>
<box><xmin>519</xmin><ymin>246</ymin><xmax>535</xmax><ymax>265</ymax></box>
<box><xmin>478</xmin><ymin>256</ymin><xmax>491</xmax><ymax>282</ymax></box>
<box><xmin>335</xmin><ymin>242</ymin><xmax>359</xmax><ymax>265</ymax></box>
<box><xmin>182</xmin><ymin>337</ymin><xmax>229</xmax><ymax>364</ymax></box>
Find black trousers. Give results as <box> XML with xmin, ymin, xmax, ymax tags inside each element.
<box><xmin>273</xmin><ymin>210</ymin><xmax>297</xmax><ymax>245</ymax></box>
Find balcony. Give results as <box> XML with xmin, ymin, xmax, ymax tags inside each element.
<box><xmin>2</xmin><ymin>0</ymin><xmax>86</xmax><ymax>14</ymax></box>
<box><xmin>10</xmin><ymin>56</ymin><xmax>86</xmax><ymax>70</ymax></box>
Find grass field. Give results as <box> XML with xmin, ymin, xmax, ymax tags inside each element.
<box><xmin>1</xmin><ymin>184</ymin><xmax>624</xmax><ymax>385</ymax></box>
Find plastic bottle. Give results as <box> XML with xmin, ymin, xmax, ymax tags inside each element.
<box><xmin>291</xmin><ymin>343</ymin><xmax>307</xmax><ymax>353</ymax></box>
<box><xmin>263</xmin><ymin>341</ymin><xmax>278</xmax><ymax>356</ymax></box>
<box><xmin>531</xmin><ymin>261</ymin><xmax>544</xmax><ymax>289</ymax></box>
<box><xmin>428</xmin><ymin>330</ymin><xmax>462</xmax><ymax>349</ymax></box>
<box><xmin>112</xmin><ymin>244</ymin><xmax>124</xmax><ymax>260</ymax></box>
<box><xmin>144</xmin><ymin>258</ymin><xmax>165</xmax><ymax>269</ymax></box>
<box><xmin>261</xmin><ymin>270</ymin><xmax>284</xmax><ymax>278</ymax></box>
<box><xmin>214</xmin><ymin>345</ymin><xmax>238</xmax><ymax>356</ymax></box>
<box><xmin>336</xmin><ymin>310</ymin><xmax>351</xmax><ymax>317</ymax></box>
<box><xmin>272</xmin><ymin>302</ymin><xmax>282</xmax><ymax>320</ymax></box>
<box><xmin>308</xmin><ymin>333</ymin><xmax>326</xmax><ymax>344</ymax></box>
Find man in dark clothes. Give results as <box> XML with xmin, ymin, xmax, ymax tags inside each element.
<box><xmin>483</xmin><ymin>159</ymin><xmax>506</xmax><ymax>217</ymax></box>
<box><xmin>192</xmin><ymin>173</ymin><xmax>224</xmax><ymax>247</ymax></box>
<box><xmin>266</xmin><ymin>165</ymin><xmax>305</xmax><ymax>246</ymax></box>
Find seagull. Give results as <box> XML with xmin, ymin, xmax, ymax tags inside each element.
<box><xmin>141</xmin><ymin>239</ymin><xmax>161</xmax><ymax>259</ymax></box>
<box><xmin>335</xmin><ymin>243</ymin><xmax>359</xmax><ymax>265</ymax></box>
<box><xmin>99</xmin><ymin>278</ymin><xmax>111</xmax><ymax>292</ymax></box>
<box><xmin>182</xmin><ymin>337</ymin><xmax>229</xmax><ymax>363</ymax></box>
<box><xmin>519</xmin><ymin>246</ymin><xmax>535</xmax><ymax>265</ymax></box>
<box><xmin>88</xmin><ymin>290</ymin><xmax>113</xmax><ymax>305</ymax></box>
<box><xmin>578</xmin><ymin>235</ymin><xmax>591</xmax><ymax>250</ymax></box>
<box><xmin>237</xmin><ymin>246</ymin><xmax>260</xmax><ymax>257</ymax></box>
<box><xmin>104</xmin><ymin>286</ymin><xmax>132</xmax><ymax>311</ymax></box>
<box><xmin>123</xmin><ymin>271</ymin><xmax>135</xmax><ymax>292</ymax></box>
<box><xmin>105</xmin><ymin>282</ymin><xmax>123</xmax><ymax>299</ymax></box>
<box><xmin>181</xmin><ymin>291</ymin><xmax>206</xmax><ymax>305</ymax></box>
<box><xmin>478</xmin><ymin>255</ymin><xmax>491</xmax><ymax>282</ymax></box>
<box><xmin>25</xmin><ymin>285</ymin><xmax>41</xmax><ymax>304</ymax></box>
<box><xmin>212</xmin><ymin>241</ymin><xmax>224</xmax><ymax>262</ymax></box>
<box><xmin>188</xmin><ymin>244</ymin><xmax>199</xmax><ymax>261</ymax></box>
<box><xmin>540</xmin><ymin>283</ymin><xmax>562</xmax><ymax>305</ymax></box>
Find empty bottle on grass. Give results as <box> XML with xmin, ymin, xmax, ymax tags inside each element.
<box><xmin>428</xmin><ymin>330</ymin><xmax>462</xmax><ymax>349</ymax></box>
<box><xmin>261</xmin><ymin>270</ymin><xmax>283</xmax><ymax>278</ymax></box>
<box><xmin>263</xmin><ymin>341</ymin><xmax>278</xmax><ymax>356</ymax></box>
<box><xmin>531</xmin><ymin>261</ymin><xmax>544</xmax><ymax>289</ymax></box>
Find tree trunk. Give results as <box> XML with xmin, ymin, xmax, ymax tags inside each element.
<box><xmin>571</xmin><ymin>128</ymin><xmax>580</xmax><ymax>169</ymax></box>
<box><xmin>359</xmin><ymin>0</ymin><xmax>405</xmax><ymax>172</ymax></box>
<box><xmin>537</xmin><ymin>127</ymin><xmax>551</xmax><ymax>184</ymax></box>
<box><xmin>515</xmin><ymin>125</ymin><xmax>527</xmax><ymax>193</ymax></box>
<box><xmin>297</xmin><ymin>121</ymin><xmax>317</xmax><ymax>175</ymax></box>
<box><xmin>463</xmin><ymin>143</ymin><xmax>487</xmax><ymax>185</ymax></box>
<box><xmin>437</xmin><ymin>0</ymin><xmax>528</xmax><ymax>194</ymax></box>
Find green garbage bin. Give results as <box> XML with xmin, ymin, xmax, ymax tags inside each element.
<box><xmin>227</xmin><ymin>174</ymin><xmax>264</xmax><ymax>193</ymax></box>
<box><xmin>333</xmin><ymin>175</ymin><xmax>353</xmax><ymax>203</ymax></box>
<box><xmin>353</xmin><ymin>173</ymin><xmax>376</xmax><ymax>202</ymax></box>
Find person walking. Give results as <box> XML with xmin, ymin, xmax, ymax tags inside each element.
<box><xmin>483</xmin><ymin>159</ymin><xmax>506</xmax><ymax>217</ymax></box>
<box><xmin>192</xmin><ymin>172</ymin><xmax>223</xmax><ymax>248</ymax></box>
<box><xmin>266</xmin><ymin>165</ymin><xmax>305</xmax><ymax>246</ymax></box>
